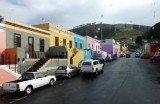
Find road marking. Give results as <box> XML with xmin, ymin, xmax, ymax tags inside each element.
<box><xmin>9</xmin><ymin>96</ymin><xmax>27</xmax><ymax>104</ymax></box>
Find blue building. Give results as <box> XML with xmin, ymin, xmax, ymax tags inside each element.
<box><xmin>84</xmin><ymin>49</ymin><xmax>92</xmax><ymax>60</ymax></box>
<box><xmin>74</xmin><ymin>33</ymin><xmax>84</xmax><ymax>49</ymax></box>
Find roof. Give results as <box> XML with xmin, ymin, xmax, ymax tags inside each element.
<box><xmin>2</xmin><ymin>18</ymin><xmax>50</xmax><ymax>35</ymax></box>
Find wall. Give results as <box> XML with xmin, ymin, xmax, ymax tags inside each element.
<box><xmin>38</xmin><ymin>59</ymin><xmax>68</xmax><ymax>75</ymax></box>
<box><xmin>102</xmin><ymin>44</ymin><xmax>113</xmax><ymax>55</ymax></box>
<box><xmin>0</xmin><ymin>27</ymin><xmax>6</xmax><ymax>64</ymax></box>
<box><xmin>74</xmin><ymin>33</ymin><xmax>84</xmax><ymax>49</ymax></box>
<box><xmin>6</xmin><ymin>28</ymin><xmax>49</xmax><ymax>52</ymax></box>
<box><xmin>84</xmin><ymin>49</ymin><xmax>92</xmax><ymax>60</ymax></box>
<box><xmin>33</xmin><ymin>23</ymin><xmax>74</xmax><ymax>49</ymax></box>
<box><xmin>3</xmin><ymin>48</ymin><xmax>17</xmax><ymax>64</ymax></box>
<box><xmin>84</xmin><ymin>36</ymin><xmax>100</xmax><ymax>52</ymax></box>
<box><xmin>71</xmin><ymin>49</ymin><xmax>84</xmax><ymax>67</ymax></box>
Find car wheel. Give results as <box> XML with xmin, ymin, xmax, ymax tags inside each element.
<box><xmin>95</xmin><ymin>70</ymin><xmax>98</xmax><ymax>76</ymax></box>
<box><xmin>25</xmin><ymin>86</ymin><xmax>32</xmax><ymax>95</ymax></box>
<box><xmin>68</xmin><ymin>73</ymin><xmax>71</xmax><ymax>79</ymax></box>
<box><xmin>101</xmin><ymin>69</ymin><xmax>104</xmax><ymax>73</ymax></box>
<box><xmin>49</xmin><ymin>79</ymin><xmax>55</xmax><ymax>86</ymax></box>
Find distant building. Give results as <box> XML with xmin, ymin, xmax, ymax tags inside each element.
<box><xmin>102</xmin><ymin>39</ymin><xmax>120</xmax><ymax>57</ymax></box>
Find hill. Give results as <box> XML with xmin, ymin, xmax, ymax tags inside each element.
<box><xmin>113</xmin><ymin>29</ymin><xmax>143</xmax><ymax>41</ymax></box>
<box><xmin>70</xmin><ymin>23</ymin><xmax>151</xmax><ymax>40</ymax></box>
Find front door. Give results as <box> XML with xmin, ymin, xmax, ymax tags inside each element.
<box><xmin>28</xmin><ymin>37</ymin><xmax>34</xmax><ymax>58</ymax></box>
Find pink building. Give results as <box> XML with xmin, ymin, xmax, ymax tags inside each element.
<box><xmin>0</xmin><ymin>23</ymin><xmax>6</xmax><ymax>64</ymax></box>
<box><xmin>84</xmin><ymin>36</ymin><xmax>101</xmax><ymax>52</ymax></box>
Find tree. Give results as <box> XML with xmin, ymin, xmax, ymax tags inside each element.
<box><xmin>136</xmin><ymin>36</ymin><xmax>142</xmax><ymax>45</ymax></box>
<box><xmin>144</xmin><ymin>22</ymin><xmax>160</xmax><ymax>42</ymax></box>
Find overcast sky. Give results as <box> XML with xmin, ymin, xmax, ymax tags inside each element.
<box><xmin>0</xmin><ymin>0</ymin><xmax>159</xmax><ymax>29</ymax></box>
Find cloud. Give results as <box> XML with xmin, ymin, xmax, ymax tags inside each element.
<box><xmin>0</xmin><ymin>0</ymin><xmax>160</xmax><ymax>29</ymax></box>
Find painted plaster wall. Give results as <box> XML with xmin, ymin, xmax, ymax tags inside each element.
<box><xmin>33</xmin><ymin>23</ymin><xmax>74</xmax><ymax>49</ymax></box>
<box><xmin>84</xmin><ymin>36</ymin><xmax>100</xmax><ymax>51</ymax></box>
<box><xmin>74</xmin><ymin>33</ymin><xmax>84</xmax><ymax>49</ymax></box>
<box><xmin>0</xmin><ymin>28</ymin><xmax>6</xmax><ymax>64</ymax></box>
<box><xmin>84</xmin><ymin>49</ymin><xmax>92</xmax><ymax>60</ymax></box>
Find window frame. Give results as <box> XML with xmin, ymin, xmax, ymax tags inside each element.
<box><xmin>14</xmin><ymin>33</ymin><xmax>21</xmax><ymax>48</ymax></box>
<box><xmin>55</xmin><ymin>37</ymin><xmax>59</xmax><ymax>46</ymax></box>
<box><xmin>69</xmin><ymin>40</ymin><xmax>72</xmax><ymax>48</ymax></box>
<box><xmin>40</xmin><ymin>39</ymin><xmax>45</xmax><ymax>52</ymax></box>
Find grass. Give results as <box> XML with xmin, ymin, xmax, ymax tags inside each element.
<box><xmin>113</xmin><ymin>29</ymin><xmax>143</xmax><ymax>40</ymax></box>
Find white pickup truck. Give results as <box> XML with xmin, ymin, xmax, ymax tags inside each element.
<box><xmin>2</xmin><ymin>72</ymin><xmax>56</xmax><ymax>94</ymax></box>
<box><xmin>81</xmin><ymin>60</ymin><xmax>104</xmax><ymax>76</ymax></box>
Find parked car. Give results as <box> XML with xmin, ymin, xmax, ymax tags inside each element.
<box><xmin>105</xmin><ymin>56</ymin><xmax>113</xmax><ymax>62</ymax></box>
<box><xmin>55</xmin><ymin>65</ymin><xmax>80</xmax><ymax>78</ymax></box>
<box><xmin>111</xmin><ymin>55</ymin><xmax>117</xmax><ymax>60</ymax></box>
<box><xmin>126</xmin><ymin>53</ymin><xmax>131</xmax><ymax>58</ymax></box>
<box><xmin>150</xmin><ymin>56</ymin><xmax>160</xmax><ymax>62</ymax></box>
<box><xmin>2</xmin><ymin>72</ymin><xmax>56</xmax><ymax>94</ymax></box>
<box><xmin>135</xmin><ymin>52</ymin><xmax>140</xmax><ymax>58</ymax></box>
<box><xmin>140</xmin><ymin>54</ymin><xmax>152</xmax><ymax>59</ymax></box>
<box><xmin>92</xmin><ymin>57</ymin><xmax>106</xmax><ymax>65</ymax></box>
<box><xmin>78</xmin><ymin>60</ymin><xmax>84</xmax><ymax>69</ymax></box>
<box><xmin>120</xmin><ymin>54</ymin><xmax>125</xmax><ymax>57</ymax></box>
<box><xmin>81</xmin><ymin>60</ymin><xmax>103</xmax><ymax>76</ymax></box>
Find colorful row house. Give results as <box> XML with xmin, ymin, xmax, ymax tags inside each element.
<box><xmin>1</xmin><ymin>17</ymin><xmax>125</xmax><ymax>73</ymax></box>
<box><xmin>102</xmin><ymin>39</ymin><xmax>120</xmax><ymax>57</ymax></box>
<box><xmin>0</xmin><ymin>18</ymin><xmax>50</xmax><ymax>65</ymax></box>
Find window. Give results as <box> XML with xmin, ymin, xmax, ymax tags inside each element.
<box><xmin>63</xmin><ymin>39</ymin><xmax>66</xmax><ymax>46</ymax></box>
<box><xmin>36</xmin><ymin>73</ymin><xmax>45</xmax><ymax>79</ymax></box>
<box><xmin>93</xmin><ymin>61</ymin><xmax>97</xmax><ymax>65</ymax></box>
<box><xmin>14</xmin><ymin>33</ymin><xmax>21</xmax><ymax>47</ymax></box>
<box><xmin>88</xmin><ymin>44</ymin><xmax>90</xmax><ymax>48</ymax></box>
<box><xmin>80</xmin><ymin>43</ymin><xmax>82</xmax><ymax>49</ymax></box>
<box><xmin>55</xmin><ymin>37</ymin><xmax>59</xmax><ymax>46</ymax></box>
<box><xmin>69</xmin><ymin>41</ymin><xmax>72</xmax><ymax>48</ymax></box>
<box><xmin>40</xmin><ymin>39</ymin><xmax>45</xmax><ymax>52</ymax></box>
<box><xmin>75</xmin><ymin>42</ymin><xmax>78</xmax><ymax>48</ymax></box>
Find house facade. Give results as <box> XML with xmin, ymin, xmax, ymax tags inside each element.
<box><xmin>34</xmin><ymin>23</ymin><xmax>84</xmax><ymax>66</ymax></box>
<box><xmin>102</xmin><ymin>39</ymin><xmax>120</xmax><ymax>56</ymax></box>
<box><xmin>74</xmin><ymin>33</ymin><xmax>84</xmax><ymax>49</ymax></box>
<box><xmin>0</xmin><ymin>18</ymin><xmax>50</xmax><ymax>64</ymax></box>
<box><xmin>84</xmin><ymin>36</ymin><xmax>101</xmax><ymax>52</ymax></box>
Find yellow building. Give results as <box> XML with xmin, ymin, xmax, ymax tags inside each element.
<box><xmin>33</xmin><ymin>23</ymin><xmax>83</xmax><ymax>66</ymax></box>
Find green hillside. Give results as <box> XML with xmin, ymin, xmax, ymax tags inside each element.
<box><xmin>113</xmin><ymin>29</ymin><xmax>143</xmax><ymax>41</ymax></box>
<box><xmin>70</xmin><ymin>23</ymin><xmax>150</xmax><ymax>41</ymax></box>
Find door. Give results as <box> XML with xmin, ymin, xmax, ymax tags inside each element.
<box><xmin>28</xmin><ymin>37</ymin><xmax>34</xmax><ymax>58</ymax></box>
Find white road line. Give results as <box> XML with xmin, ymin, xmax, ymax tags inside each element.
<box><xmin>9</xmin><ymin>96</ymin><xmax>27</xmax><ymax>104</ymax></box>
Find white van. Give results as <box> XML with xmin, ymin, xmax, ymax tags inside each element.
<box><xmin>81</xmin><ymin>60</ymin><xmax>103</xmax><ymax>76</ymax></box>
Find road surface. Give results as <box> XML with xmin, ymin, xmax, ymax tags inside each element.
<box><xmin>1</xmin><ymin>55</ymin><xmax>160</xmax><ymax>104</ymax></box>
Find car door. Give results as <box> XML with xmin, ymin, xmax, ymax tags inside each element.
<box><xmin>98</xmin><ymin>61</ymin><xmax>103</xmax><ymax>70</ymax></box>
<box><xmin>36</xmin><ymin>73</ymin><xmax>47</xmax><ymax>87</ymax></box>
<box><xmin>72</xmin><ymin>65</ymin><xmax>79</xmax><ymax>74</ymax></box>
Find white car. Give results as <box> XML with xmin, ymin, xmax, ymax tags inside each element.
<box><xmin>81</xmin><ymin>60</ymin><xmax>103</xmax><ymax>76</ymax></box>
<box><xmin>55</xmin><ymin>65</ymin><xmax>80</xmax><ymax>78</ymax></box>
<box><xmin>2</xmin><ymin>72</ymin><xmax>56</xmax><ymax>94</ymax></box>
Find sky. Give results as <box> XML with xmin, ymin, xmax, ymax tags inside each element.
<box><xmin>0</xmin><ymin>0</ymin><xmax>159</xmax><ymax>29</ymax></box>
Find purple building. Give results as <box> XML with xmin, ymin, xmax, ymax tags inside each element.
<box><xmin>102</xmin><ymin>39</ymin><xmax>119</xmax><ymax>57</ymax></box>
